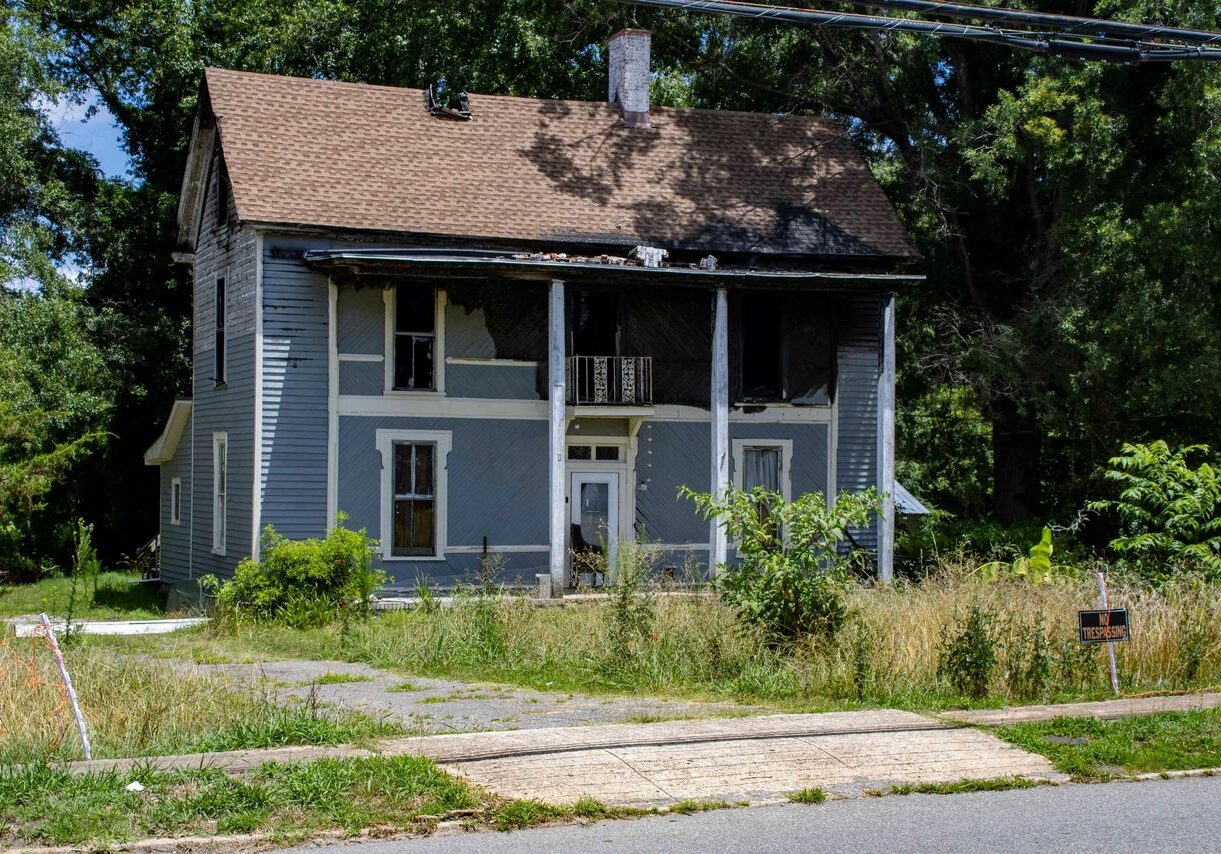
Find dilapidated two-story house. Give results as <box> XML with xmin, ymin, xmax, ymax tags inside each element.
<box><xmin>144</xmin><ymin>29</ymin><xmax>919</xmax><ymax>594</ymax></box>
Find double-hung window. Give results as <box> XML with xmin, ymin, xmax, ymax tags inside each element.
<box><xmin>378</xmin><ymin>430</ymin><xmax>451</xmax><ymax>560</ymax></box>
<box><xmin>732</xmin><ymin>439</ymin><xmax>792</xmax><ymax>537</ymax></box>
<box><xmin>392</xmin><ymin>285</ymin><xmax>437</xmax><ymax>391</ymax></box>
<box><xmin>214</xmin><ymin>276</ymin><xmax>226</xmax><ymax>385</ymax></box>
<box><xmin>212</xmin><ymin>432</ymin><xmax>227</xmax><ymax>554</ymax></box>
<box><xmin>170</xmin><ymin>477</ymin><xmax>182</xmax><ymax>526</ymax></box>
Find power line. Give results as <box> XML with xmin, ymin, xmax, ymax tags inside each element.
<box><xmin>622</xmin><ymin>0</ymin><xmax>1221</xmax><ymax>62</ymax></box>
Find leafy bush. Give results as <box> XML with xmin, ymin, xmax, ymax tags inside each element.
<box><xmin>682</xmin><ymin>485</ymin><xmax>877</xmax><ymax>646</ymax></box>
<box><xmin>207</xmin><ymin>519</ymin><xmax>384</xmax><ymax>627</ymax></box>
<box><xmin>938</xmin><ymin>604</ymin><xmax>998</xmax><ymax>699</ymax></box>
<box><xmin>1088</xmin><ymin>441</ymin><xmax>1221</xmax><ymax>579</ymax></box>
<box><xmin>977</xmin><ymin>527</ymin><xmax>1077</xmax><ymax>584</ymax></box>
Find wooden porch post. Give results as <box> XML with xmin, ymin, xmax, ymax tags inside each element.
<box><xmin>877</xmin><ymin>294</ymin><xmax>896</xmax><ymax>583</ymax></box>
<box><xmin>548</xmin><ymin>279</ymin><xmax>567</xmax><ymax>597</ymax></box>
<box><xmin>710</xmin><ymin>287</ymin><xmax>729</xmax><ymax>575</ymax></box>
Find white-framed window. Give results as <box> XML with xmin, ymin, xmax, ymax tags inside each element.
<box><xmin>731</xmin><ymin>439</ymin><xmax>793</xmax><ymax>544</ymax></box>
<box><xmin>212</xmin><ymin>432</ymin><xmax>227</xmax><ymax>554</ymax></box>
<box><xmin>385</xmin><ymin>284</ymin><xmax>445</xmax><ymax>393</ymax></box>
<box><xmin>170</xmin><ymin>477</ymin><xmax>182</xmax><ymax>526</ymax></box>
<box><xmin>214</xmin><ymin>275</ymin><xmax>227</xmax><ymax>385</ymax></box>
<box><xmin>376</xmin><ymin>429</ymin><xmax>451</xmax><ymax>560</ymax></box>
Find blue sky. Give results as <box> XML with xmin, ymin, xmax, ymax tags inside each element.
<box><xmin>42</xmin><ymin>91</ymin><xmax>133</xmax><ymax>179</ymax></box>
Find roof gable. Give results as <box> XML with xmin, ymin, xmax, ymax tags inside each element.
<box><xmin>184</xmin><ymin>68</ymin><xmax>914</xmax><ymax>260</ymax></box>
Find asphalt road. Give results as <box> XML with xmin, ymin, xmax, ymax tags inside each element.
<box><xmin>291</xmin><ymin>776</ymin><xmax>1221</xmax><ymax>854</ymax></box>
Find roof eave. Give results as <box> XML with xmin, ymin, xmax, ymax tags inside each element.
<box><xmin>144</xmin><ymin>400</ymin><xmax>193</xmax><ymax>465</ymax></box>
<box><xmin>173</xmin><ymin>83</ymin><xmax>217</xmax><ymax>262</ymax></box>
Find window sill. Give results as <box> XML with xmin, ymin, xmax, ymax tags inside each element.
<box><xmin>384</xmin><ymin>389</ymin><xmax>444</xmax><ymax>398</ymax></box>
<box><xmin>382</xmin><ymin>553</ymin><xmax>446</xmax><ymax>562</ymax></box>
<box><xmin>212</xmin><ymin>547</ymin><xmax>226</xmax><ymax>557</ymax></box>
<box><xmin>213</xmin><ymin>382</ymin><xmax>228</xmax><ymax>391</ymax></box>
<box><xmin>169</xmin><ymin>520</ymin><xmax>181</xmax><ymax>527</ymax></box>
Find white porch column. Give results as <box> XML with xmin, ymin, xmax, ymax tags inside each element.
<box><xmin>710</xmin><ymin>287</ymin><xmax>730</xmax><ymax>574</ymax></box>
<box><xmin>548</xmin><ymin>279</ymin><xmax>567</xmax><ymax>597</ymax></box>
<box><xmin>877</xmin><ymin>294</ymin><xmax>896</xmax><ymax>583</ymax></box>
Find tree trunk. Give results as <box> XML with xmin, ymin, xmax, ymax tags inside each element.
<box><xmin>991</xmin><ymin>399</ymin><xmax>1041</xmax><ymax>523</ymax></box>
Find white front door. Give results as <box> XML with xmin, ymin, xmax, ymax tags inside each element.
<box><xmin>569</xmin><ymin>472</ymin><xmax>619</xmax><ymax>554</ymax></box>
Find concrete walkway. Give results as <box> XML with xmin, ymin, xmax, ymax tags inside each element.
<box><xmin>71</xmin><ymin>710</ymin><xmax>1064</xmax><ymax>808</ymax></box>
<box><xmin>942</xmin><ymin>691</ymin><xmax>1221</xmax><ymax>726</ymax></box>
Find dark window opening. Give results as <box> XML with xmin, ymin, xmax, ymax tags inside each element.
<box><xmin>214</xmin><ymin>277</ymin><xmax>226</xmax><ymax>385</ymax></box>
<box><xmin>392</xmin><ymin>442</ymin><xmax>436</xmax><ymax>556</ymax></box>
<box><xmin>567</xmin><ymin>446</ymin><xmax>592</xmax><ymax>461</ymax></box>
<box><xmin>739</xmin><ymin>293</ymin><xmax>783</xmax><ymax>400</ymax></box>
<box><xmin>394</xmin><ymin>284</ymin><xmax>436</xmax><ymax>390</ymax></box>
<box><xmin>571</xmin><ymin>290</ymin><xmax>619</xmax><ymax>356</ymax></box>
<box><xmin>595</xmin><ymin>446</ymin><xmax>620</xmax><ymax>461</ymax></box>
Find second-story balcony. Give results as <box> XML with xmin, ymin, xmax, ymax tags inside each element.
<box><xmin>566</xmin><ymin>356</ymin><xmax>653</xmax><ymax>406</ymax></box>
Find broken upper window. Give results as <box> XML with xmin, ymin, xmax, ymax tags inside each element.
<box><xmin>733</xmin><ymin>291</ymin><xmax>833</xmax><ymax>406</ymax></box>
<box><xmin>393</xmin><ymin>284</ymin><xmax>436</xmax><ymax>391</ymax></box>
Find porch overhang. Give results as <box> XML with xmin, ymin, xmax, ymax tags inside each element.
<box><xmin>144</xmin><ymin>400</ymin><xmax>193</xmax><ymax>465</ymax></box>
<box><xmin>302</xmin><ymin>248</ymin><xmax>924</xmax><ymax>291</ymax></box>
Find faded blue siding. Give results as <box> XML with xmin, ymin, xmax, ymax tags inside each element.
<box><xmin>446</xmin><ymin>363</ymin><xmax>538</xmax><ymax>399</ymax></box>
<box><xmin>336</xmin><ymin>286</ymin><xmax>383</xmax><ymax>355</ymax></box>
<box><xmin>731</xmin><ymin>422</ymin><xmax>830</xmax><ymax>499</ymax></box>
<box><xmin>635</xmin><ymin>420</ymin><xmax>710</xmax><ymax>545</ymax></box>
<box><xmin>338</xmin><ymin>360</ymin><xmax>382</xmax><ymax>396</ymax></box>
<box><xmin>336</xmin><ymin>415</ymin><xmax>549</xmax><ymax>585</ymax></box>
<box><xmin>836</xmin><ymin>295</ymin><xmax>882</xmax><ymax>551</ymax></box>
<box><xmin>187</xmin><ymin>144</ymin><xmax>257</xmax><ymax>579</ymax></box>
<box><xmin>158</xmin><ymin>421</ymin><xmax>192</xmax><ymax>583</ymax></box>
<box><xmin>260</xmin><ymin>244</ymin><xmax>330</xmax><ymax>541</ymax></box>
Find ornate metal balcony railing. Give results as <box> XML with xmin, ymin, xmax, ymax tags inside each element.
<box><xmin>566</xmin><ymin>356</ymin><xmax>653</xmax><ymax>405</ymax></box>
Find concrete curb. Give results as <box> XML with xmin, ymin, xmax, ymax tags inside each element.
<box><xmin>941</xmin><ymin>692</ymin><xmax>1221</xmax><ymax>726</ymax></box>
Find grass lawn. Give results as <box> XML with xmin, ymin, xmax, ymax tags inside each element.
<box><xmin>0</xmin><ymin>572</ymin><xmax>168</xmax><ymax>620</ymax></box>
<box><xmin>997</xmin><ymin>709</ymin><xmax>1221</xmax><ymax>781</ymax></box>
<box><xmin>0</xmin><ymin>756</ymin><xmax>481</xmax><ymax>846</ymax></box>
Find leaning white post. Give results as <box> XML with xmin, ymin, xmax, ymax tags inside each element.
<box><xmin>39</xmin><ymin>613</ymin><xmax>92</xmax><ymax>760</ymax></box>
<box><xmin>548</xmin><ymin>279</ymin><xmax>567</xmax><ymax>598</ymax></box>
<box><xmin>710</xmin><ymin>287</ymin><xmax>730</xmax><ymax>575</ymax></box>
<box><xmin>877</xmin><ymin>294</ymin><xmax>897</xmax><ymax>583</ymax></box>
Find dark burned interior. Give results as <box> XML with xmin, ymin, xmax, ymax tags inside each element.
<box><xmin>435</xmin><ymin>279</ymin><xmax>837</xmax><ymax>408</ymax></box>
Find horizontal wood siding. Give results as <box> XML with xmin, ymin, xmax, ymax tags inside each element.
<box><xmin>188</xmin><ymin>146</ymin><xmax>256</xmax><ymax>579</ymax></box>
<box><xmin>261</xmin><ymin>244</ymin><xmax>330</xmax><ymax>541</ymax></box>
<box><xmin>336</xmin><ymin>415</ymin><xmax>549</xmax><ymax>585</ymax></box>
<box><xmin>835</xmin><ymin>294</ymin><xmax>882</xmax><ymax>551</ymax></box>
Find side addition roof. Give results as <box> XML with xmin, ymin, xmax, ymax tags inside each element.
<box><xmin>177</xmin><ymin>68</ymin><xmax>915</xmax><ymax>261</ymax></box>
<box><xmin>144</xmin><ymin>400</ymin><xmax>192</xmax><ymax>466</ymax></box>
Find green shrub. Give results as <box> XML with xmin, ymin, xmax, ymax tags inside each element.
<box><xmin>206</xmin><ymin>518</ymin><xmax>384</xmax><ymax>627</ymax></box>
<box><xmin>938</xmin><ymin>604</ymin><xmax>998</xmax><ymax>699</ymax></box>
<box><xmin>1088</xmin><ymin>441</ymin><xmax>1221</xmax><ymax>580</ymax></box>
<box><xmin>682</xmin><ymin>485</ymin><xmax>877</xmax><ymax>646</ymax></box>
<box><xmin>977</xmin><ymin>527</ymin><xmax>1077</xmax><ymax>585</ymax></box>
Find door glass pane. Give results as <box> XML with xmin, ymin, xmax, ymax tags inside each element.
<box><xmin>578</xmin><ymin>481</ymin><xmax>610</xmax><ymax>547</ymax></box>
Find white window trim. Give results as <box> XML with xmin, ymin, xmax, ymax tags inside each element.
<box><xmin>383</xmin><ymin>286</ymin><xmax>446</xmax><ymax>395</ymax></box>
<box><xmin>731</xmin><ymin>438</ymin><xmax>794</xmax><ymax>503</ymax></box>
<box><xmin>731</xmin><ymin>438</ymin><xmax>793</xmax><ymax>552</ymax></box>
<box><xmin>212</xmin><ymin>431</ymin><xmax>227</xmax><ymax>555</ymax></box>
<box><xmin>170</xmin><ymin>477</ymin><xmax>182</xmax><ymax>526</ymax></box>
<box><xmin>376</xmin><ymin>429</ymin><xmax>452</xmax><ymax>562</ymax></box>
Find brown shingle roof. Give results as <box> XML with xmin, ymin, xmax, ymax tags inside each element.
<box><xmin>201</xmin><ymin>67</ymin><xmax>914</xmax><ymax>259</ymax></box>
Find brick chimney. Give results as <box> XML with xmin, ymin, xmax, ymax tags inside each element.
<box><xmin>608</xmin><ymin>29</ymin><xmax>651</xmax><ymax>128</ymax></box>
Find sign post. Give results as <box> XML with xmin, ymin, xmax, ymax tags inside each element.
<box><xmin>1081</xmin><ymin>572</ymin><xmax>1124</xmax><ymax>697</ymax></box>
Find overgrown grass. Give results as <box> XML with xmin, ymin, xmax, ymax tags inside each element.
<box><xmin>997</xmin><ymin>710</ymin><xmax>1221</xmax><ymax>781</ymax></box>
<box><xmin>0</xmin><ymin>756</ymin><xmax>479</xmax><ymax>847</ymax></box>
<box><xmin>96</xmin><ymin>566</ymin><xmax>1221</xmax><ymax>712</ymax></box>
<box><xmin>0</xmin><ymin>641</ymin><xmax>401</xmax><ymax>762</ymax></box>
<box><xmin>0</xmin><ymin>572</ymin><xmax>168</xmax><ymax>619</ymax></box>
<box><xmin>787</xmin><ymin>787</ymin><xmax>828</xmax><ymax>803</ymax></box>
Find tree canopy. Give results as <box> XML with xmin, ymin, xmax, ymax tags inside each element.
<box><xmin>2</xmin><ymin>0</ymin><xmax>1219</xmax><ymax>567</ymax></box>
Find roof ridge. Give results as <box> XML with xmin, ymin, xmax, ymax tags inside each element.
<box><xmin>202</xmin><ymin>66</ymin><xmax>840</xmax><ymax>127</ymax></box>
